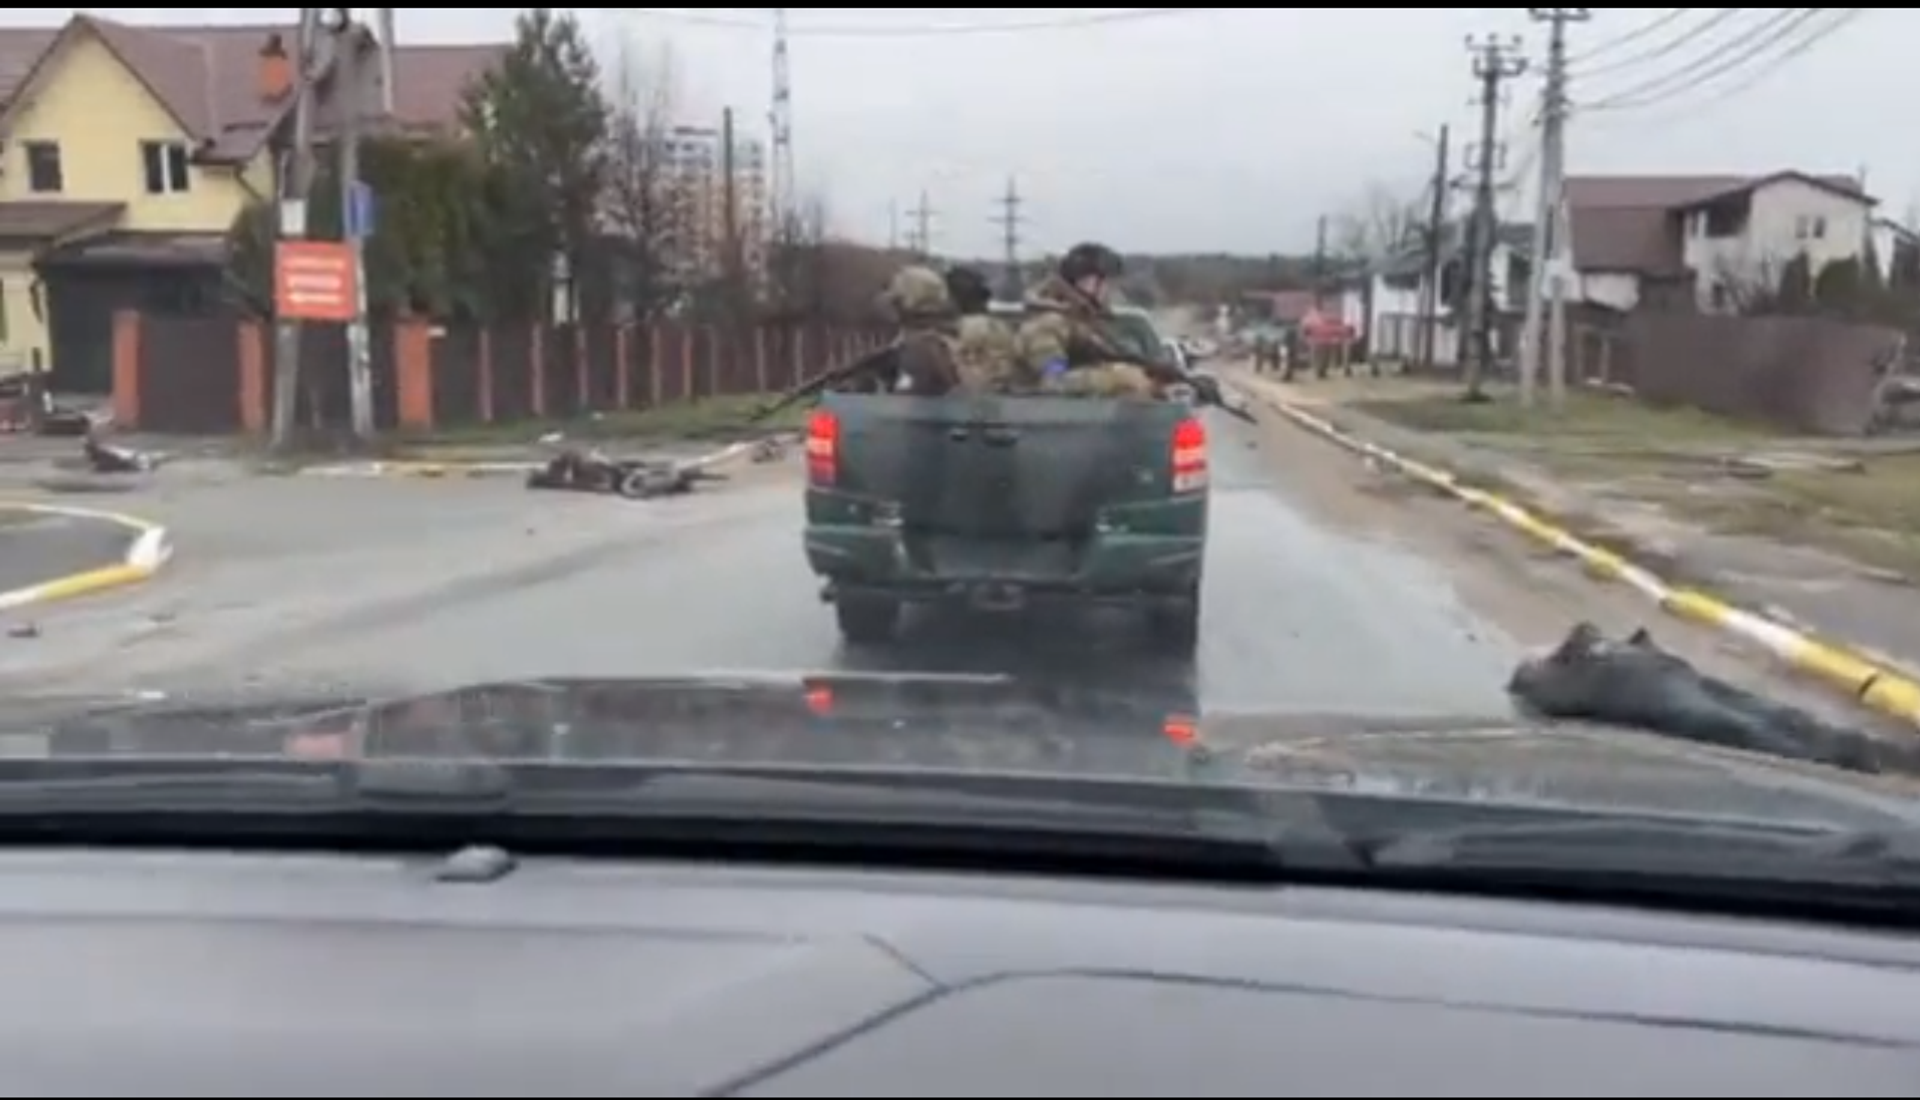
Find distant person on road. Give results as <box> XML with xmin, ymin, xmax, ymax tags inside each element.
<box><xmin>1016</xmin><ymin>242</ymin><xmax>1155</xmax><ymax>399</ymax></box>
<box><xmin>880</xmin><ymin>265</ymin><xmax>963</xmax><ymax>396</ymax></box>
<box><xmin>946</xmin><ymin>265</ymin><xmax>1019</xmax><ymax>392</ymax></box>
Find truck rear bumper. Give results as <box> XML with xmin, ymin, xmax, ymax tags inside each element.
<box><xmin>806</xmin><ymin>526</ymin><xmax>1203</xmax><ymax>606</ymax></box>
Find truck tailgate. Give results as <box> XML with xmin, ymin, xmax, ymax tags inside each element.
<box><xmin>825</xmin><ymin>394</ymin><xmax>1185</xmax><ymax>538</ymax></box>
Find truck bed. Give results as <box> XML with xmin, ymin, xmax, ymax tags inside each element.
<box><xmin>820</xmin><ymin>392</ymin><xmax>1190</xmax><ymax>540</ymax></box>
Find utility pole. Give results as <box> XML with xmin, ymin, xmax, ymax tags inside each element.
<box><xmin>1310</xmin><ymin>213</ymin><xmax>1328</xmax><ymax>307</ymax></box>
<box><xmin>1465</xmin><ymin>34</ymin><xmax>1527</xmax><ymax>401</ymax></box>
<box><xmin>720</xmin><ymin>106</ymin><xmax>742</xmax><ymax>307</ymax></box>
<box><xmin>270</xmin><ymin>9</ymin><xmax>320</xmax><ymax>451</ymax></box>
<box><xmin>906</xmin><ymin>189</ymin><xmax>934</xmax><ymax>257</ymax></box>
<box><xmin>993</xmin><ymin>177</ymin><xmax>1024</xmax><ymax>296</ymax></box>
<box><xmin>334</xmin><ymin>8</ymin><xmax>374</xmax><ymax>443</ymax></box>
<box><xmin>1417</xmin><ymin>124</ymin><xmax>1450</xmax><ymax>370</ymax></box>
<box><xmin>887</xmin><ymin>199</ymin><xmax>899</xmax><ymax>251</ymax></box>
<box><xmin>1520</xmin><ymin>8</ymin><xmax>1587</xmax><ymax>411</ymax></box>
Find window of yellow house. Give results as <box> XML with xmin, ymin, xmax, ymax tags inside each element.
<box><xmin>140</xmin><ymin>141</ymin><xmax>191</xmax><ymax>195</ymax></box>
<box><xmin>23</xmin><ymin>142</ymin><xmax>62</xmax><ymax>194</ymax></box>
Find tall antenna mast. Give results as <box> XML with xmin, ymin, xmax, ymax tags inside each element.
<box><xmin>768</xmin><ymin>8</ymin><xmax>795</xmax><ymax>232</ymax></box>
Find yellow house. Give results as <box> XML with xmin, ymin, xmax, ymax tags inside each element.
<box><xmin>0</xmin><ymin>15</ymin><xmax>500</xmax><ymax>395</ymax></box>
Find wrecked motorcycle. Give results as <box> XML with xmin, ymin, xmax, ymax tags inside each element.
<box><xmin>526</xmin><ymin>447</ymin><xmax>710</xmax><ymax>499</ymax></box>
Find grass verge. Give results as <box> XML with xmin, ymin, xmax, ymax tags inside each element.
<box><xmin>1337</xmin><ymin>383</ymin><xmax>1920</xmax><ymax>579</ymax></box>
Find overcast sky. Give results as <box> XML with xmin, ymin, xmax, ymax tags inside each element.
<box><xmin>31</xmin><ymin>8</ymin><xmax>1917</xmax><ymax>256</ymax></box>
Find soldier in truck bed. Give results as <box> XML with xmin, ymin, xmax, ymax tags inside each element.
<box><xmin>880</xmin><ymin>265</ymin><xmax>964</xmax><ymax>395</ymax></box>
<box><xmin>1016</xmin><ymin>242</ymin><xmax>1156</xmax><ymax>399</ymax></box>
<box><xmin>945</xmin><ymin>265</ymin><xmax>1020</xmax><ymax>392</ymax></box>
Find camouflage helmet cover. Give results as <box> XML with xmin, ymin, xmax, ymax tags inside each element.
<box><xmin>882</xmin><ymin>265</ymin><xmax>954</xmax><ymax>317</ymax></box>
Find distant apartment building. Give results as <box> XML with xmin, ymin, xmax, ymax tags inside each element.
<box><xmin>655</xmin><ymin>124</ymin><xmax>767</xmax><ymax>284</ymax></box>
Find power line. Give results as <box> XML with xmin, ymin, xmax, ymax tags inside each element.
<box><xmin>1612</xmin><ymin>7</ymin><xmax>1866</xmax><ymax>117</ymax></box>
<box><xmin>1565</xmin><ymin>8</ymin><xmax>1694</xmax><ymax>64</ymax></box>
<box><xmin>629</xmin><ymin>8</ymin><xmax>1224</xmax><ymax>37</ymax></box>
<box><xmin>1585</xmin><ymin>8</ymin><xmax>1864</xmax><ymax>113</ymax></box>
<box><xmin>1582</xmin><ymin>9</ymin><xmax>1839</xmax><ymax>111</ymax></box>
<box><xmin>1568</xmin><ymin>7</ymin><xmax>1746</xmax><ymax>78</ymax></box>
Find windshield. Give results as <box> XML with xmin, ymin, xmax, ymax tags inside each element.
<box><xmin>1107</xmin><ymin>311</ymin><xmax>1174</xmax><ymax>364</ymax></box>
<box><xmin>11</xmin><ymin>7</ymin><xmax>1920</xmax><ymax>905</ymax></box>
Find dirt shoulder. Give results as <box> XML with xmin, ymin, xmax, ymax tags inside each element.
<box><xmin>1232</xmin><ymin>369</ymin><xmax>1920</xmax><ymax>680</ymax></box>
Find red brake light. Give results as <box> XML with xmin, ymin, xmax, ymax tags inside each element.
<box><xmin>803</xmin><ymin>684</ymin><xmax>834</xmax><ymax>715</ymax></box>
<box><xmin>1172</xmin><ymin>417</ymin><xmax>1205</xmax><ymax>453</ymax></box>
<box><xmin>806</xmin><ymin>409</ymin><xmax>839</xmax><ymax>483</ymax></box>
<box><xmin>1171</xmin><ymin>416</ymin><xmax>1207</xmax><ymax>491</ymax></box>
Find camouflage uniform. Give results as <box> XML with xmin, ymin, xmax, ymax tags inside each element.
<box><xmin>1049</xmin><ymin>361</ymin><xmax>1155</xmax><ymax>398</ymax></box>
<box><xmin>1015</xmin><ymin>273</ymin><xmax>1156</xmax><ymax>399</ymax></box>
<box><xmin>880</xmin><ymin>266</ymin><xmax>962</xmax><ymax>395</ymax></box>
<box><xmin>952</xmin><ymin>314</ymin><xmax>1020</xmax><ymax>392</ymax></box>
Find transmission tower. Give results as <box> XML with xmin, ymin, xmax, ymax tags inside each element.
<box><xmin>768</xmin><ymin>8</ymin><xmax>795</xmax><ymax>232</ymax></box>
<box><xmin>993</xmin><ymin>177</ymin><xmax>1025</xmax><ymax>296</ymax></box>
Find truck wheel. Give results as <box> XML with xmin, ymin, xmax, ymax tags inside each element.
<box><xmin>1146</xmin><ymin>594</ymin><xmax>1201</xmax><ymax>656</ymax></box>
<box><xmin>835</xmin><ymin>596</ymin><xmax>901</xmax><ymax>644</ymax></box>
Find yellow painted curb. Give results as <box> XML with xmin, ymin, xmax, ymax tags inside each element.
<box><xmin>1231</xmin><ymin>374</ymin><xmax>1920</xmax><ymax>727</ymax></box>
<box><xmin>0</xmin><ymin>501</ymin><xmax>171</xmax><ymax>613</ymax></box>
<box><xmin>22</xmin><ymin>562</ymin><xmax>148</xmax><ymax>602</ymax></box>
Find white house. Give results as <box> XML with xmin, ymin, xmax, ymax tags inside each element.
<box><xmin>1563</xmin><ymin>171</ymin><xmax>1876</xmax><ymax>314</ymax></box>
<box><xmin>1364</xmin><ymin>221</ymin><xmax>1533</xmax><ymax>367</ymax></box>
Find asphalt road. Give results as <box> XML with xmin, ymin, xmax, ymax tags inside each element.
<box><xmin>0</xmin><ymin>508</ymin><xmax>133</xmax><ymax>598</ymax></box>
<box><xmin>3</xmin><ymin>414</ymin><xmax>1527</xmax><ymax>723</ymax></box>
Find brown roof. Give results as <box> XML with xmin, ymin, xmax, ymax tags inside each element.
<box><xmin>0</xmin><ymin>200</ymin><xmax>123</xmax><ymax>240</ymax></box>
<box><xmin>1565</xmin><ymin>171</ymin><xmax>1874</xmax><ymax>276</ymax></box>
<box><xmin>0</xmin><ymin>17</ymin><xmax>503</xmax><ymax>164</ymax></box>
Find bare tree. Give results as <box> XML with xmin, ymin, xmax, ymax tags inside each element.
<box><xmin>1335</xmin><ymin>181</ymin><xmax>1424</xmax><ymax>261</ymax></box>
<box><xmin>599</xmin><ymin>34</ymin><xmax>685</xmax><ymax>318</ymax></box>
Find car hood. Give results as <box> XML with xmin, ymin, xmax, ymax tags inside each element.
<box><xmin>6</xmin><ymin>672</ymin><xmax>1917</xmax><ymax>828</ymax></box>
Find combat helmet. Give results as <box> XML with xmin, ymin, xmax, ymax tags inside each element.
<box><xmin>882</xmin><ymin>265</ymin><xmax>954</xmax><ymax>320</ymax></box>
<box><xmin>1058</xmin><ymin>241</ymin><xmax>1125</xmax><ymax>284</ymax></box>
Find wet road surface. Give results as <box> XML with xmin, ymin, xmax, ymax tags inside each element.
<box><xmin>0</xmin><ymin>509</ymin><xmax>132</xmax><ymax>597</ymax></box>
<box><xmin>9</xmin><ymin>413</ymin><xmax>1525</xmax><ymax>720</ymax></box>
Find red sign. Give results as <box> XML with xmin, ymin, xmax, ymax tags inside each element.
<box><xmin>274</xmin><ymin>240</ymin><xmax>356</xmax><ymax>322</ymax></box>
<box><xmin>1300</xmin><ymin>308</ymin><xmax>1356</xmax><ymax>346</ymax></box>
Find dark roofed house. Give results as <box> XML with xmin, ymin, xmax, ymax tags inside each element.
<box><xmin>1563</xmin><ymin>170</ymin><xmax>1875</xmax><ymax>316</ymax></box>
<box><xmin>0</xmin><ymin>15</ymin><xmax>504</xmax><ymax>393</ymax></box>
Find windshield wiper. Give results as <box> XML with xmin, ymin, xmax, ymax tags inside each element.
<box><xmin>0</xmin><ymin>759</ymin><xmax>1372</xmax><ymax>874</ymax></box>
<box><xmin>1366</xmin><ymin>815</ymin><xmax>1920</xmax><ymax>890</ymax></box>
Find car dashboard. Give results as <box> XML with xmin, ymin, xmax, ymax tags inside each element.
<box><xmin>3</xmin><ymin>847</ymin><xmax>1917</xmax><ymax>1096</ymax></box>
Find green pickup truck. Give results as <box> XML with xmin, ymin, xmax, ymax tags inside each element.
<box><xmin>802</xmin><ymin>371</ymin><xmax>1210</xmax><ymax>653</ymax></box>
